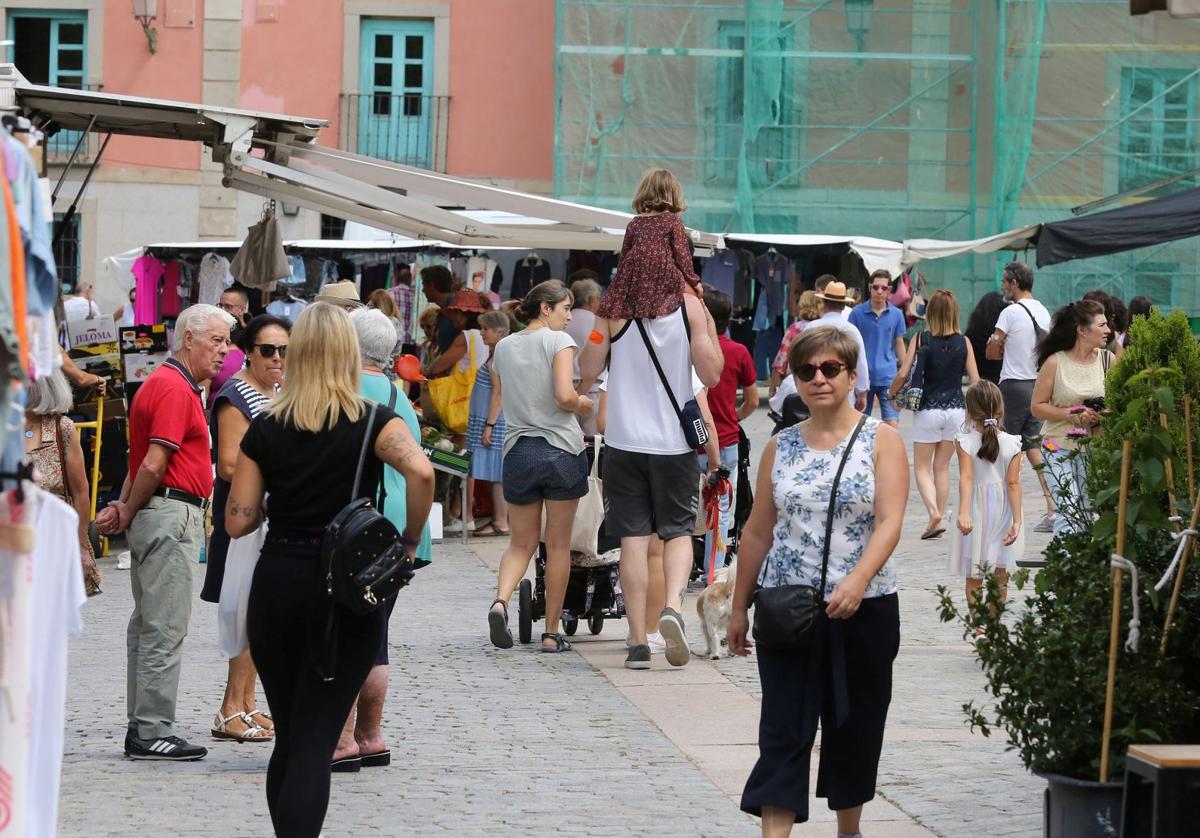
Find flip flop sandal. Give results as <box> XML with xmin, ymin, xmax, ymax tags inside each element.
<box><xmin>488</xmin><ymin>599</ymin><xmax>514</xmax><ymax>649</ymax></box>
<box><xmin>331</xmin><ymin>755</ymin><xmax>361</xmax><ymax>773</ymax></box>
<box><xmin>541</xmin><ymin>632</ymin><xmax>572</xmax><ymax>653</ymax></box>
<box><xmin>473</xmin><ymin>524</ymin><xmax>502</xmax><ymax>537</ymax></box>
<box><xmin>921</xmin><ymin>527</ymin><xmax>947</xmax><ymax>540</ymax></box>
<box><xmin>361</xmin><ymin>750</ymin><xmax>391</xmax><ymax>768</ymax></box>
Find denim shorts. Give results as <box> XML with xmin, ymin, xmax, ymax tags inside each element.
<box><xmin>502</xmin><ymin>436</ymin><xmax>589</xmax><ymax>505</ymax></box>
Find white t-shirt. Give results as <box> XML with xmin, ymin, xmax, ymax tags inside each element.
<box><xmin>28</xmin><ymin>491</ymin><xmax>86</xmax><ymax>838</ymax></box>
<box><xmin>565</xmin><ymin>308</ymin><xmax>596</xmax><ymax>379</ymax></box>
<box><xmin>455</xmin><ymin>329</ymin><xmax>487</xmax><ymax>374</ymax></box>
<box><xmin>63</xmin><ymin>296</ymin><xmax>101</xmax><ymax>321</ymax></box>
<box><xmin>994</xmin><ymin>298</ymin><xmax>1051</xmax><ymax>382</ymax></box>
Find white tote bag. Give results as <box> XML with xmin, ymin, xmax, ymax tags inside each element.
<box><xmin>217</xmin><ymin>522</ymin><xmax>267</xmax><ymax>660</ymax></box>
<box><xmin>542</xmin><ymin>436</ymin><xmax>606</xmax><ymax>561</ymax></box>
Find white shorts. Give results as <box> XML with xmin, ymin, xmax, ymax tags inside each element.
<box><xmin>912</xmin><ymin>407</ymin><xmax>966</xmax><ymax>443</ymax></box>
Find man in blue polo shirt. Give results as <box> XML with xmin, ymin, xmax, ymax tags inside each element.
<box><xmin>849</xmin><ymin>269</ymin><xmax>907</xmax><ymax>427</ymax></box>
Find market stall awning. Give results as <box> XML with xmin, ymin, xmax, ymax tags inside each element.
<box><xmin>5</xmin><ymin>74</ymin><xmax>325</xmax><ymax>146</ymax></box>
<box><xmin>903</xmin><ymin>224</ymin><xmax>1041</xmax><ymax>267</ymax></box>
<box><xmin>1035</xmin><ymin>187</ymin><xmax>1200</xmax><ymax>267</ymax></box>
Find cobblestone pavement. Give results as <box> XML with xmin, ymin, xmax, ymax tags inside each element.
<box><xmin>60</xmin><ymin>403</ymin><xmax>1048</xmax><ymax>837</ymax></box>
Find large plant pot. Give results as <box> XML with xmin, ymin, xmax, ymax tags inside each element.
<box><xmin>1039</xmin><ymin>772</ymin><xmax>1124</xmax><ymax>838</ymax></box>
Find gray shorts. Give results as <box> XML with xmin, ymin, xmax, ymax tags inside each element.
<box><xmin>1000</xmin><ymin>378</ymin><xmax>1042</xmax><ymax>451</ymax></box>
<box><xmin>602</xmin><ymin>447</ymin><xmax>699</xmax><ymax>541</ymax></box>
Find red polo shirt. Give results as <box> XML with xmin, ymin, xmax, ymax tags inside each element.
<box><xmin>128</xmin><ymin>358</ymin><xmax>214</xmax><ymax>498</ymax></box>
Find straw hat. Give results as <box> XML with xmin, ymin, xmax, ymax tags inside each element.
<box><xmin>393</xmin><ymin>353</ymin><xmax>427</xmax><ymax>383</ymax></box>
<box><xmin>443</xmin><ymin>289</ymin><xmax>488</xmax><ymax>314</ymax></box>
<box><xmin>815</xmin><ymin>281</ymin><xmax>853</xmax><ymax>305</ymax></box>
<box><xmin>314</xmin><ymin>280</ymin><xmax>363</xmax><ymax>308</ymax></box>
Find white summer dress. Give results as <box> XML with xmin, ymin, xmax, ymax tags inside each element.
<box><xmin>949</xmin><ymin>428</ymin><xmax>1025</xmax><ymax>576</ymax></box>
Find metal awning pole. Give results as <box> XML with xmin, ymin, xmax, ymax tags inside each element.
<box><xmin>51</xmin><ymin>114</ymin><xmax>97</xmax><ymax>203</ymax></box>
<box><xmin>53</xmin><ymin>131</ymin><xmax>111</xmax><ymax>247</ymax></box>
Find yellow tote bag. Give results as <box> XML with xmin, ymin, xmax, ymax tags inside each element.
<box><xmin>428</xmin><ymin>333</ymin><xmax>477</xmax><ymax>433</ymax></box>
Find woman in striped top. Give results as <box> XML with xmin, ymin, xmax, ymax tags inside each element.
<box><xmin>203</xmin><ymin>314</ymin><xmax>290</xmax><ymax>743</ymax></box>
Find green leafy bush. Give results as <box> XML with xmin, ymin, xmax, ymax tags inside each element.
<box><xmin>937</xmin><ymin>309</ymin><xmax>1200</xmax><ymax>780</ymax></box>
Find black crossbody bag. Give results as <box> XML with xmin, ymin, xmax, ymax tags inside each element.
<box><xmin>752</xmin><ymin>415</ymin><xmax>868</xmax><ymax>650</ymax></box>
<box><xmin>635</xmin><ymin>317</ymin><xmax>710</xmax><ymax>450</ymax></box>
<box><xmin>321</xmin><ymin>403</ymin><xmax>415</xmax><ymax>617</ymax></box>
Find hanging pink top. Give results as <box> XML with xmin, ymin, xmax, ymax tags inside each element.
<box><xmin>597</xmin><ymin>212</ymin><xmax>701</xmax><ymax>320</ymax></box>
<box><xmin>160</xmin><ymin>260</ymin><xmax>183</xmax><ymax>319</ymax></box>
<box><xmin>132</xmin><ymin>254</ymin><xmax>164</xmax><ymax>325</ymax></box>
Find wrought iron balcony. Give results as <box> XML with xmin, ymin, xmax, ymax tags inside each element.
<box><xmin>339</xmin><ymin>93</ymin><xmax>450</xmax><ymax>171</ymax></box>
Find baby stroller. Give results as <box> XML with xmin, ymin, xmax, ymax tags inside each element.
<box><xmin>517</xmin><ymin>437</ymin><xmax>626</xmax><ymax>642</ymax></box>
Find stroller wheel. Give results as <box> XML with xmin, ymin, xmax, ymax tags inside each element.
<box><xmin>518</xmin><ymin>579</ymin><xmax>533</xmax><ymax>644</ymax></box>
<box><xmin>588</xmin><ymin>615</ymin><xmax>604</xmax><ymax>635</ymax></box>
<box><xmin>562</xmin><ymin>617</ymin><xmax>578</xmax><ymax>636</ymax></box>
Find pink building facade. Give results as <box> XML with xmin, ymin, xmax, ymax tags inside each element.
<box><xmin>0</xmin><ymin>0</ymin><xmax>556</xmax><ymax>284</ymax></box>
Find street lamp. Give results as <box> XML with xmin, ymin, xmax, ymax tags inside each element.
<box><xmin>845</xmin><ymin>0</ymin><xmax>874</xmax><ymax>55</ymax></box>
<box><xmin>131</xmin><ymin>0</ymin><xmax>158</xmax><ymax>54</ymax></box>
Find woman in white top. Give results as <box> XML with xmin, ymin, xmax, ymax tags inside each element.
<box><xmin>485</xmin><ymin>281</ymin><xmax>593</xmax><ymax>653</ymax></box>
<box><xmin>1030</xmin><ymin>299</ymin><xmax>1111</xmax><ymax>536</ymax></box>
<box><xmin>728</xmin><ymin>327</ymin><xmax>908</xmax><ymax>837</ymax></box>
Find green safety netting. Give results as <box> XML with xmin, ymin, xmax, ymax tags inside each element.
<box><xmin>554</xmin><ymin>0</ymin><xmax>1200</xmax><ymax>316</ymax></box>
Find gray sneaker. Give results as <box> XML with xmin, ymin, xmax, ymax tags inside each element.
<box><xmin>625</xmin><ymin>644</ymin><xmax>651</xmax><ymax>670</ymax></box>
<box><xmin>1033</xmin><ymin>513</ymin><xmax>1056</xmax><ymax>533</ymax></box>
<box><xmin>658</xmin><ymin>607</ymin><xmax>690</xmax><ymax>667</ymax></box>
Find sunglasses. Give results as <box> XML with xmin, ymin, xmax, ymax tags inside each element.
<box><xmin>796</xmin><ymin>361</ymin><xmax>848</xmax><ymax>382</ymax></box>
<box><xmin>254</xmin><ymin>343</ymin><xmax>288</xmax><ymax>359</ymax></box>
<box><xmin>870</xmin><ymin>284</ymin><xmax>890</xmax><ymax>291</ymax></box>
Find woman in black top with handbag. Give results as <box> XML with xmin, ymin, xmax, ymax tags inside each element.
<box><xmin>226</xmin><ymin>303</ymin><xmax>433</xmax><ymax>838</ymax></box>
<box><xmin>728</xmin><ymin>327</ymin><xmax>907</xmax><ymax>837</ymax></box>
<box><xmin>888</xmin><ymin>290</ymin><xmax>979</xmax><ymax>539</ymax></box>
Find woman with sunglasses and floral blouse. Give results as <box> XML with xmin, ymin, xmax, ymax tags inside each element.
<box><xmin>728</xmin><ymin>326</ymin><xmax>908</xmax><ymax>838</ymax></box>
<box><xmin>202</xmin><ymin>314</ymin><xmax>290</xmax><ymax>743</ymax></box>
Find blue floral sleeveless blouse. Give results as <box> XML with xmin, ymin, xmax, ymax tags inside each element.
<box><xmin>758</xmin><ymin>417</ymin><xmax>896</xmax><ymax>599</ymax></box>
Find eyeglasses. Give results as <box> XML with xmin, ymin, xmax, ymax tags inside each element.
<box><xmin>795</xmin><ymin>361</ymin><xmax>848</xmax><ymax>382</ymax></box>
<box><xmin>254</xmin><ymin>343</ymin><xmax>288</xmax><ymax>359</ymax></box>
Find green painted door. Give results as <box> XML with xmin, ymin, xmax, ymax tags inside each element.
<box><xmin>359</xmin><ymin>19</ymin><xmax>434</xmax><ymax>165</ymax></box>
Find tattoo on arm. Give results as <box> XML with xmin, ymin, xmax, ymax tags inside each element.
<box><xmin>377</xmin><ymin>429</ymin><xmax>422</xmax><ymax>467</ymax></box>
<box><xmin>229</xmin><ymin>502</ymin><xmax>257</xmax><ymax>518</ymax></box>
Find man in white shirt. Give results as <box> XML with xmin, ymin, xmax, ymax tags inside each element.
<box><xmin>62</xmin><ymin>278</ymin><xmax>102</xmax><ymax>321</ymax></box>
<box><xmin>815</xmin><ymin>274</ymin><xmax>853</xmax><ymax>321</ymax></box>
<box><xmin>812</xmin><ymin>280</ymin><xmax>870</xmax><ymax>411</ymax></box>
<box><xmin>986</xmin><ymin>261</ymin><xmax>1056</xmax><ymax>531</ymax></box>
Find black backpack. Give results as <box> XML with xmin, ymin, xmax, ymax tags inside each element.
<box><xmin>320</xmin><ymin>403</ymin><xmax>415</xmax><ymax>617</ymax></box>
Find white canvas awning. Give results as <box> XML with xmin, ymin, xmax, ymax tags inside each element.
<box><xmin>902</xmin><ymin>224</ymin><xmax>1041</xmax><ymax>267</ymax></box>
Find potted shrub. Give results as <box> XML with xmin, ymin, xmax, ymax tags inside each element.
<box><xmin>938</xmin><ymin>310</ymin><xmax>1200</xmax><ymax>837</ymax></box>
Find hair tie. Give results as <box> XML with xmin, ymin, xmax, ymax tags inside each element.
<box><xmin>983</xmin><ymin>418</ymin><xmax>999</xmax><ymax>428</ymax></box>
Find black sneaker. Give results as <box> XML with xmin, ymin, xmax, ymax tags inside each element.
<box><xmin>625</xmin><ymin>644</ymin><xmax>651</xmax><ymax>670</ymax></box>
<box><xmin>125</xmin><ymin>734</ymin><xmax>207</xmax><ymax>761</ymax></box>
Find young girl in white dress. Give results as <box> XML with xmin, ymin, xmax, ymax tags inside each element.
<box><xmin>952</xmin><ymin>379</ymin><xmax>1024</xmax><ymax>607</ymax></box>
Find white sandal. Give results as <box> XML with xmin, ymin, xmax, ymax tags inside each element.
<box><xmin>211</xmin><ymin>711</ymin><xmax>272</xmax><ymax>742</ymax></box>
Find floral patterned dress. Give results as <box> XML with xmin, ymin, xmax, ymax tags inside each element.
<box><xmin>28</xmin><ymin>415</ymin><xmax>101</xmax><ymax>596</ymax></box>
<box><xmin>596</xmin><ymin>212</ymin><xmax>702</xmax><ymax>320</ymax></box>
<box><xmin>758</xmin><ymin>417</ymin><xmax>895</xmax><ymax>599</ymax></box>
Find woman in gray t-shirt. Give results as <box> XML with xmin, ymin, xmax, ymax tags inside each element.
<box><xmin>484</xmin><ymin>281</ymin><xmax>593</xmax><ymax>653</ymax></box>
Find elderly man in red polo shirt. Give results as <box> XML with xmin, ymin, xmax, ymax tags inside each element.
<box><xmin>97</xmin><ymin>303</ymin><xmax>234</xmax><ymax>761</ymax></box>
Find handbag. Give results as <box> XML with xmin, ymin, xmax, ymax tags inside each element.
<box><xmin>887</xmin><ymin>271</ymin><xmax>912</xmax><ymax>310</ymax></box>
<box><xmin>320</xmin><ymin>403</ymin><xmax>415</xmax><ymax>617</ymax></box>
<box><xmin>230</xmin><ymin>208</ymin><xmax>290</xmax><ymax>289</ymax></box>
<box><xmin>542</xmin><ymin>436</ymin><xmax>606</xmax><ymax>560</ymax></box>
<box><xmin>752</xmin><ymin>415</ymin><xmax>868</xmax><ymax>651</ymax></box>
<box><xmin>635</xmin><ymin>318</ymin><xmax>710</xmax><ymax>450</ymax></box>
<box><xmin>898</xmin><ymin>331</ymin><xmax>927</xmax><ymax>411</ymax></box>
<box><xmin>427</xmin><ymin>331</ymin><xmax>477</xmax><ymax>434</ymax></box>
<box><xmin>217</xmin><ymin>522</ymin><xmax>267</xmax><ymax>659</ymax></box>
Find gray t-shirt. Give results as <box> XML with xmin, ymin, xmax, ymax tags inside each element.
<box><xmin>492</xmin><ymin>327</ymin><xmax>586</xmax><ymax>458</ymax></box>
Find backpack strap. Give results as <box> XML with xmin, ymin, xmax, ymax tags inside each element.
<box><xmin>350</xmin><ymin>403</ymin><xmax>378</xmax><ymax>503</ymax></box>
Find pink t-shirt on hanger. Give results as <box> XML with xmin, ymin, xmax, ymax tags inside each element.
<box><xmin>131</xmin><ymin>254</ymin><xmax>164</xmax><ymax>325</ymax></box>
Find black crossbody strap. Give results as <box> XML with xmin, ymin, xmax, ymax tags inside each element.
<box><xmin>1016</xmin><ymin>301</ymin><xmax>1044</xmax><ymax>338</ymax></box>
<box><xmin>350</xmin><ymin>402</ymin><xmax>379</xmax><ymax>503</ymax></box>
<box><xmin>375</xmin><ymin>385</ymin><xmax>399</xmax><ymax>515</ymax></box>
<box><xmin>819</xmin><ymin>415</ymin><xmax>869</xmax><ymax>598</ymax></box>
<box><xmin>634</xmin><ymin>318</ymin><xmax>686</xmax><ymax>425</ymax></box>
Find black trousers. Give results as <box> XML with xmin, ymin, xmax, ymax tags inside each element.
<box><xmin>741</xmin><ymin>594</ymin><xmax>900</xmax><ymax>822</ymax></box>
<box><xmin>247</xmin><ymin>546</ymin><xmax>384</xmax><ymax>838</ymax></box>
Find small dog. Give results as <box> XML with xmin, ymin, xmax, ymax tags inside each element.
<box><xmin>695</xmin><ymin>558</ymin><xmax>738</xmax><ymax>659</ymax></box>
